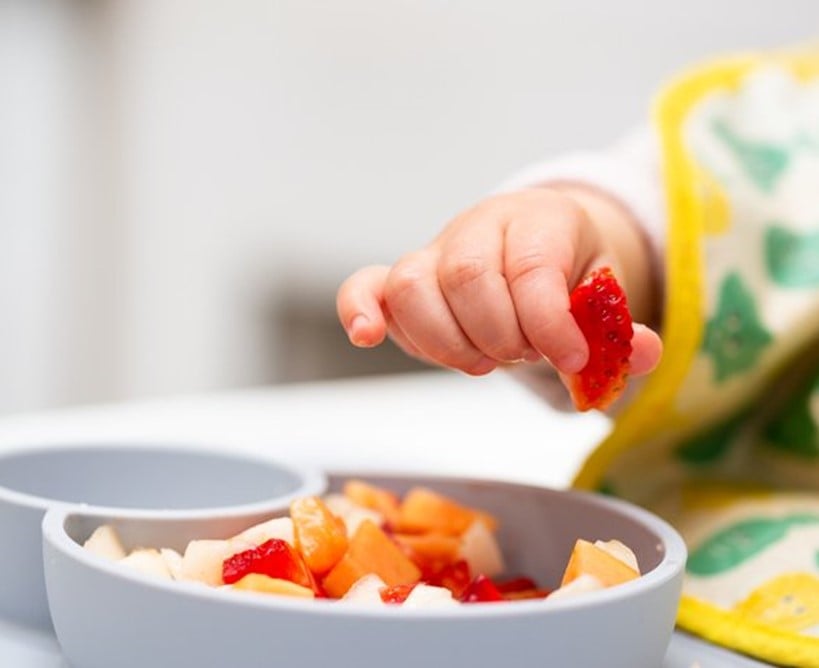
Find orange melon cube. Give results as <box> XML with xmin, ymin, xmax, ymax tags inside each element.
<box><xmin>392</xmin><ymin>532</ymin><xmax>460</xmax><ymax>568</ymax></box>
<box><xmin>560</xmin><ymin>539</ymin><xmax>639</xmax><ymax>588</ymax></box>
<box><xmin>343</xmin><ymin>480</ymin><xmax>400</xmax><ymax>526</ymax></box>
<box><xmin>232</xmin><ymin>573</ymin><xmax>315</xmax><ymax>598</ymax></box>
<box><xmin>321</xmin><ymin>520</ymin><xmax>421</xmax><ymax>598</ymax></box>
<box><xmin>290</xmin><ymin>496</ymin><xmax>348</xmax><ymax>576</ymax></box>
<box><xmin>396</xmin><ymin>487</ymin><xmax>498</xmax><ymax>536</ymax></box>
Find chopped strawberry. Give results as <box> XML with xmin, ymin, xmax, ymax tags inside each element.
<box><xmin>460</xmin><ymin>574</ymin><xmax>504</xmax><ymax>603</ymax></box>
<box><xmin>495</xmin><ymin>576</ymin><xmax>538</xmax><ymax>594</ymax></box>
<box><xmin>379</xmin><ymin>583</ymin><xmax>417</xmax><ymax>604</ymax></box>
<box><xmin>568</xmin><ymin>267</ymin><xmax>633</xmax><ymax>411</ymax></box>
<box><xmin>222</xmin><ymin>538</ymin><xmax>317</xmax><ymax>592</ymax></box>
<box><xmin>427</xmin><ymin>559</ymin><xmax>471</xmax><ymax>598</ymax></box>
<box><xmin>502</xmin><ymin>588</ymin><xmax>551</xmax><ymax>601</ymax></box>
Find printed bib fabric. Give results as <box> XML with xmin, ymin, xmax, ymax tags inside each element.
<box><xmin>572</xmin><ymin>50</ymin><xmax>819</xmax><ymax>666</ymax></box>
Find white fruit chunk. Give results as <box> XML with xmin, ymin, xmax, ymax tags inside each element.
<box><xmin>83</xmin><ymin>524</ymin><xmax>126</xmax><ymax>561</ymax></box>
<box><xmin>341</xmin><ymin>574</ymin><xmax>387</xmax><ymax>606</ymax></box>
<box><xmin>324</xmin><ymin>494</ymin><xmax>383</xmax><ymax>535</ymax></box>
<box><xmin>160</xmin><ymin>548</ymin><xmax>184</xmax><ymax>580</ymax></box>
<box><xmin>402</xmin><ymin>584</ymin><xmax>458</xmax><ymax>608</ymax></box>
<box><xmin>120</xmin><ymin>549</ymin><xmax>173</xmax><ymax>580</ymax></box>
<box><xmin>546</xmin><ymin>574</ymin><xmax>604</xmax><ymax>602</ymax></box>
<box><xmin>232</xmin><ymin>517</ymin><xmax>294</xmax><ymax>547</ymax></box>
<box><xmin>593</xmin><ymin>540</ymin><xmax>640</xmax><ymax>574</ymax></box>
<box><xmin>179</xmin><ymin>539</ymin><xmax>251</xmax><ymax>586</ymax></box>
<box><xmin>458</xmin><ymin>519</ymin><xmax>504</xmax><ymax>578</ymax></box>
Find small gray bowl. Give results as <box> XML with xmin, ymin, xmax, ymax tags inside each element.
<box><xmin>43</xmin><ymin>475</ymin><xmax>686</xmax><ymax>668</ymax></box>
<box><xmin>0</xmin><ymin>443</ymin><xmax>324</xmax><ymax>630</ymax></box>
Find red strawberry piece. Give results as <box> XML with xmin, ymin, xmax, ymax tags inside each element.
<box><xmin>222</xmin><ymin>538</ymin><xmax>317</xmax><ymax>591</ymax></box>
<box><xmin>459</xmin><ymin>574</ymin><xmax>504</xmax><ymax>603</ymax></box>
<box><xmin>426</xmin><ymin>559</ymin><xmax>471</xmax><ymax>599</ymax></box>
<box><xmin>568</xmin><ymin>267</ymin><xmax>633</xmax><ymax>411</ymax></box>
<box><xmin>502</xmin><ymin>588</ymin><xmax>551</xmax><ymax>601</ymax></box>
<box><xmin>495</xmin><ymin>576</ymin><xmax>538</xmax><ymax>594</ymax></box>
<box><xmin>379</xmin><ymin>583</ymin><xmax>417</xmax><ymax>604</ymax></box>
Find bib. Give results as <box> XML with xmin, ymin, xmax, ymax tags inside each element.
<box><xmin>573</xmin><ymin>49</ymin><xmax>819</xmax><ymax>666</ymax></box>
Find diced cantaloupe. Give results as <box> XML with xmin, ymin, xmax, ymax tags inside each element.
<box><xmin>343</xmin><ymin>480</ymin><xmax>400</xmax><ymax>527</ymax></box>
<box><xmin>83</xmin><ymin>525</ymin><xmax>127</xmax><ymax>561</ymax></box>
<box><xmin>232</xmin><ymin>573</ymin><xmax>315</xmax><ymax>599</ymax></box>
<box><xmin>321</xmin><ymin>520</ymin><xmax>421</xmax><ymax>598</ymax></box>
<box><xmin>392</xmin><ymin>532</ymin><xmax>461</xmax><ymax>566</ymax></box>
<box><xmin>560</xmin><ymin>539</ymin><xmax>639</xmax><ymax>588</ymax></box>
<box><xmin>291</xmin><ymin>496</ymin><xmax>348</xmax><ymax>575</ymax></box>
<box><xmin>396</xmin><ymin>487</ymin><xmax>498</xmax><ymax>536</ymax></box>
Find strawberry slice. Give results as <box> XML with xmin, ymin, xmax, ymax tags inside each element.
<box><xmin>460</xmin><ymin>574</ymin><xmax>504</xmax><ymax>603</ymax></box>
<box><xmin>379</xmin><ymin>583</ymin><xmax>417</xmax><ymax>604</ymax></box>
<box><xmin>568</xmin><ymin>267</ymin><xmax>633</xmax><ymax>411</ymax></box>
<box><xmin>222</xmin><ymin>538</ymin><xmax>318</xmax><ymax>592</ymax></box>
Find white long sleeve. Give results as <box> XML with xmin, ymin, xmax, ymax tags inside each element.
<box><xmin>497</xmin><ymin>127</ymin><xmax>666</xmax><ymax>267</ymax></box>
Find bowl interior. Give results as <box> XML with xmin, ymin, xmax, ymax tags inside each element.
<box><xmin>327</xmin><ymin>475</ymin><xmax>670</xmax><ymax>586</ymax></box>
<box><xmin>0</xmin><ymin>446</ymin><xmax>308</xmax><ymax>510</ymax></box>
<box><xmin>60</xmin><ymin>474</ymin><xmax>675</xmax><ymax>588</ymax></box>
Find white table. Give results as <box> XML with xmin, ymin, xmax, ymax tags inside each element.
<box><xmin>0</xmin><ymin>371</ymin><xmax>768</xmax><ymax>666</ymax></box>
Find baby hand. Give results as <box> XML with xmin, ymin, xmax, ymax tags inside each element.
<box><xmin>337</xmin><ymin>188</ymin><xmax>661</xmax><ymax>383</ymax></box>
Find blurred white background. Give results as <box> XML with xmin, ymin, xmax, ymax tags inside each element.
<box><xmin>1</xmin><ymin>0</ymin><xmax>817</xmax><ymax>414</ymax></box>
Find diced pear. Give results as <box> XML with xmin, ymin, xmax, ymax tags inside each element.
<box><xmin>402</xmin><ymin>584</ymin><xmax>458</xmax><ymax>608</ymax></box>
<box><xmin>160</xmin><ymin>548</ymin><xmax>184</xmax><ymax>580</ymax></box>
<box><xmin>324</xmin><ymin>494</ymin><xmax>384</xmax><ymax>535</ymax></box>
<box><xmin>232</xmin><ymin>517</ymin><xmax>294</xmax><ymax>547</ymax></box>
<box><xmin>83</xmin><ymin>524</ymin><xmax>126</xmax><ymax>561</ymax></box>
<box><xmin>120</xmin><ymin>549</ymin><xmax>172</xmax><ymax>580</ymax></box>
<box><xmin>594</xmin><ymin>539</ymin><xmax>640</xmax><ymax>574</ymax></box>
<box><xmin>179</xmin><ymin>539</ymin><xmax>252</xmax><ymax>586</ymax></box>
<box><xmin>458</xmin><ymin>519</ymin><xmax>505</xmax><ymax>578</ymax></box>
<box><xmin>547</xmin><ymin>574</ymin><xmax>604</xmax><ymax>602</ymax></box>
<box><xmin>341</xmin><ymin>574</ymin><xmax>388</xmax><ymax>606</ymax></box>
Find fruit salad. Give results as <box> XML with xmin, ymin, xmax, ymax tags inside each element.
<box><xmin>83</xmin><ymin>481</ymin><xmax>641</xmax><ymax>607</ymax></box>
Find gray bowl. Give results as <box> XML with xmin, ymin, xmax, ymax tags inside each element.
<box><xmin>43</xmin><ymin>475</ymin><xmax>686</xmax><ymax>668</ymax></box>
<box><xmin>0</xmin><ymin>444</ymin><xmax>325</xmax><ymax>630</ymax></box>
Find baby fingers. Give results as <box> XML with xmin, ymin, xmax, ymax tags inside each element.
<box><xmin>384</xmin><ymin>251</ymin><xmax>497</xmax><ymax>375</ymax></box>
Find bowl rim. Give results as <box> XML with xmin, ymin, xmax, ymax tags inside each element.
<box><xmin>42</xmin><ymin>475</ymin><xmax>687</xmax><ymax>620</ymax></box>
<box><xmin>0</xmin><ymin>442</ymin><xmax>326</xmax><ymax>518</ymax></box>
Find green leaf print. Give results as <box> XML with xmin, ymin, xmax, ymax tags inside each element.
<box><xmin>675</xmin><ymin>412</ymin><xmax>746</xmax><ymax>464</ymax></box>
<box><xmin>763</xmin><ymin>375</ymin><xmax>819</xmax><ymax>457</ymax></box>
<box><xmin>712</xmin><ymin>120</ymin><xmax>790</xmax><ymax>192</ymax></box>
<box><xmin>702</xmin><ymin>273</ymin><xmax>773</xmax><ymax>383</ymax></box>
<box><xmin>765</xmin><ymin>225</ymin><xmax>819</xmax><ymax>287</ymax></box>
<box><xmin>688</xmin><ymin>514</ymin><xmax>819</xmax><ymax>576</ymax></box>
